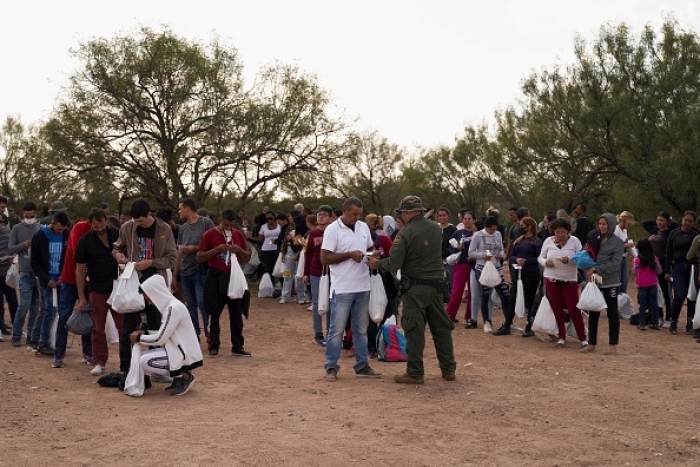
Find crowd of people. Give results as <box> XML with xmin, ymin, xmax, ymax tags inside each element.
<box><xmin>1</xmin><ymin>193</ymin><xmax>699</xmax><ymax>390</ymax></box>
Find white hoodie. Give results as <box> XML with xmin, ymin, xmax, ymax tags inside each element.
<box><xmin>138</xmin><ymin>275</ymin><xmax>203</xmax><ymax>375</ymax></box>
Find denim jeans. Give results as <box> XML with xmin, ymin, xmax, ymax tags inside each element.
<box><xmin>671</xmin><ymin>262</ymin><xmax>697</xmax><ymax>324</ymax></box>
<box><xmin>638</xmin><ymin>285</ymin><xmax>659</xmax><ymax>326</ymax></box>
<box><xmin>619</xmin><ymin>257</ymin><xmax>629</xmax><ymax>294</ymax></box>
<box><xmin>54</xmin><ymin>283</ymin><xmax>92</xmax><ymax>359</ymax></box>
<box><xmin>310</xmin><ymin>275</ymin><xmax>329</xmax><ymax>338</ymax></box>
<box><xmin>39</xmin><ymin>285</ymin><xmax>60</xmax><ymax>346</ymax></box>
<box><xmin>324</xmin><ymin>291</ymin><xmax>370</xmax><ymax>373</ymax></box>
<box><xmin>12</xmin><ymin>271</ymin><xmax>41</xmax><ymax>341</ymax></box>
<box><xmin>181</xmin><ymin>271</ymin><xmax>208</xmax><ymax>336</ymax></box>
<box><xmin>281</xmin><ymin>248</ymin><xmax>299</xmax><ymax>301</ymax></box>
<box><xmin>473</xmin><ymin>267</ymin><xmax>508</xmax><ymax>323</ymax></box>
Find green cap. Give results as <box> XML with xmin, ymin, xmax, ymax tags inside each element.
<box><xmin>396</xmin><ymin>196</ymin><xmax>426</xmax><ymax>213</ymax></box>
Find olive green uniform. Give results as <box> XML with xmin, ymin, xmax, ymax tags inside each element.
<box><xmin>376</xmin><ymin>215</ymin><xmax>456</xmax><ymax>377</ymax></box>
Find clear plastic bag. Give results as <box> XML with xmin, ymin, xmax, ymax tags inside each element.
<box><xmin>317</xmin><ymin>269</ymin><xmax>330</xmax><ymax>316</ymax></box>
<box><xmin>227</xmin><ymin>257</ymin><xmax>248</xmax><ymax>299</ymax></box>
<box><xmin>123</xmin><ymin>344</ymin><xmax>145</xmax><ymax>397</ymax></box>
<box><xmin>369</xmin><ymin>273</ymin><xmax>387</xmax><ymax>324</ymax></box>
<box><xmin>479</xmin><ymin>260</ymin><xmax>501</xmax><ymax>288</ymax></box>
<box><xmin>532</xmin><ymin>296</ymin><xmax>558</xmax><ymax>336</ymax></box>
<box><xmin>257</xmin><ymin>273</ymin><xmax>275</xmax><ymax>298</ymax></box>
<box><xmin>577</xmin><ymin>279</ymin><xmax>607</xmax><ymax>312</ymax></box>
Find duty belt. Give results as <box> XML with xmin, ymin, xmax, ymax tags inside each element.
<box><xmin>409</xmin><ymin>277</ymin><xmax>443</xmax><ymax>288</ymax></box>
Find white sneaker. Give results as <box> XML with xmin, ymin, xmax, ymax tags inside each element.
<box><xmin>278</xmin><ymin>298</ymin><xmax>287</xmax><ymax>304</ymax></box>
<box><xmin>90</xmin><ymin>364</ymin><xmax>105</xmax><ymax>376</ymax></box>
<box><xmin>662</xmin><ymin>320</ymin><xmax>671</xmax><ymax>329</ymax></box>
<box><xmin>307</xmin><ymin>305</ymin><xmax>313</xmax><ymax>311</ymax></box>
<box><xmin>483</xmin><ymin>321</ymin><xmax>493</xmax><ymax>334</ymax></box>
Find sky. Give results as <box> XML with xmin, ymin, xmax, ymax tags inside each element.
<box><xmin>1</xmin><ymin>0</ymin><xmax>698</xmax><ymax>150</ymax></box>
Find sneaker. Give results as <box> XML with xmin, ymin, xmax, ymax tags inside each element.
<box><xmin>37</xmin><ymin>345</ymin><xmax>54</xmax><ymax>357</ymax></box>
<box><xmin>670</xmin><ymin>322</ymin><xmax>678</xmax><ymax>335</ymax></box>
<box><xmin>355</xmin><ymin>365</ymin><xmax>381</xmax><ymax>378</ymax></box>
<box><xmin>638</xmin><ymin>324</ymin><xmax>647</xmax><ymax>331</ymax></box>
<box><xmin>82</xmin><ymin>354</ymin><xmax>94</xmax><ymax>365</ymax></box>
<box><xmin>209</xmin><ymin>348</ymin><xmax>219</xmax><ymax>357</ymax></box>
<box><xmin>278</xmin><ymin>298</ymin><xmax>287</xmax><ymax>304</ymax></box>
<box><xmin>11</xmin><ymin>338</ymin><xmax>21</xmax><ymax>347</ymax></box>
<box><xmin>522</xmin><ymin>329</ymin><xmax>535</xmax><ymax>338</ymax></box>
<box><xmin>0</xmin><ymin>334</ymin><xmax>3</xmax><ymax>342</ymax></box>
<box><xmin>662</xmin><ymin>320</ymin><xmax>671</xmax><ymax>329</ymax></box>
<box><xmin>686</xmin><ymin>323</ymin><xmax>693</xmax><ymax>335</ymax></box>
<box><xmin>450</xmin><ymin>317</ymin><xmax>459</xmax><ymax>323</ymax></box>
<box><xmin>314</xmin><ymin>335</ymin><xmax>326</xmax><ymax>346</ymax></box>
<box><xmin>394</xmin><ymin>373</ymin><xmax>424</xmax><ymax>384</ymax></box>
<box><xmin>151</xmin><ymin>373</ymin><xmax>173</xmax><ymax>384</ymax></box>
<box><xmin>464</xmin><ymin>320</ymin><xmax>477</xmax><ymax>329</ymax></box>
<box><xmin>91</xmin><ymin>364</ymin><xmax>105</xmax><ymax>376</ymax></box>
<box><xmin>325</xmin><ymin>368</ymin><xmax>337</xmax><ymax>382</ymax></box>
<box><xmin>649</xmin><ymin>324</ymin><xmax>660</xmax><ymax>330</ymax></box>
<box><xmin>164</xmin><ymin>377</ymin><xmax>182</xmax><ymax>390</ymax></box>
<box><xmin>52</xmin><ymin>358</ymin><xmax>65</xmax><ymax>368</ymax></box>
<box><xmin>483</xmin><ymin>321</ymin><xmax>493</xmax><ymax>334</ymax></box>
<box><xmin>232</xmin><ymin>348</ymin><xmax>252</xmax><ymax>357</ymax></box>
<box><xmin>170</xmin><ymin>374</ymin><xmax>196</xmax><ymax>396</ymax></box>
<box><xmin>510</xmin><ymin>323</ymin><xmax>523</xmax><ymax>332</ymax></box>
<box><xmin>555</xmin><ymin>339</ymin><xmax>566</xmax><ymax>348</ymax></box>
<box><xmin>0</xmin><ymin>327</ymin><xmax>11</xmax><ymax>335</ymax></box>
<box><xmin>307</xmin><ymin>305</ymin><xmax>313</xmax><ymax>311</ymax></box>
<box><xmin>492</xmin><ymin>324</ymin><xmax>511</xmax><ymax>336</ymax></box>
<box><xmin>27</xmin><ymin>340</ymin><xmax>39</xmax><ymax>351</ymax></box>
<box><xmin>442</xmin><ymin>372</ymin><xmax>456</xmax><ymax>382</ymax></box>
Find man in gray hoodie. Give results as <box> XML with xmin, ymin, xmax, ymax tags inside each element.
<box><xmin>8</xmin><ymin>201</ymin><xmax>43</xmax><ymax>347</ymax></box>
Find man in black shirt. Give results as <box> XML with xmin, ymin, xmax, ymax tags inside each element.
<box><xmin>76</xmin><ymin>208</ymin><xmax>122</xmax><ymax>375</ymax></box>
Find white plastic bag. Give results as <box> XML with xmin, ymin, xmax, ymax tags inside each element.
<box><xmin>515</xmin><ymin>278</ymin><xmax>526</xmax><ymax>318</ymax></box>
<box><xmin>106</xmin><ymin>279</ymin><xmax>119</xmax><ymax>306</ymax></box>
<box><xmin>105</xmin><ymin>313</ymin><xmax>120</xmax><ymax>344</ymax></box>
<box><xmin>693</xmin><ymin>303</ymin><xmax>700</xmax><ymax>329</ymax></box>
<box><xmin>295</xmin><ymin>250</ymin><xmax>305</xmax><ymax>278</ymax></box>
<box><xmin>112</xmin><ymin>263</ymin><xmax>145</xmax><ymax>314</ymax></box>
<box><xmin>48</xmin><ymin>312</ymin><xmax>59</xmax><ymax>349</ymax></box>
<box><xmin>227</xmin><ymin>257</ymin><xmax>248</xmax><ymax>299</ymax></box>
<box><xmin>688</xmin><ymin>265</ymin><xmax>698</xmax><ymax>301</ymax></box>
<box><xmin>532</xmin><ymin>296</ymin><xmax>559</xmax><ymax>336</ymax></box>
<box><xmin>318</xmin><ymin>269</ymin><xmax>330</xmax><ymax>316</ymax></box>
<box><xmin>123</xmin><ymin>344</ymin><xmax>145</xmax><ymax>397</ymax></box>
<box><xmin>5</xmin><ymin>256</ymin><xmax>18</xmax><ymax>289</ymax></box>
<box><xmin>272</xmin><ymin>253</ymin><xmax>285</xmax><ymax>278</ymax></box>
<box><xmin>446</xmin><ymin>252</ymin><xmax>461</xmax><ymax>266</ymax></box>
<box><xmin>369</xmin><ymin>273</ymin><xmax>387</xmax><ymax>323</ymax></box>
<box><xmin>257</xmin><ymin>273</ymin><xmax>275</xmax><ymax>298</ymax></box>
<box><xmin>479</xmin><ymin>261</ymin><xmax>501</xmax><ymax>288</ymax></box>
<box><xmin>617</xmin><ymin>293</ymin><xmax>634</xmax><ymax>319</ymax></box>
<box><xmin>247</xmin><ymin>244</ymin><xmax>261</xmax><ymax>268</ymax></box>
<box><xmin>577</xmin><ymin>280</ymin><xmax>607</xmax><ymax>312</ymax></box>
<box><xmin>657</xmin><ymin>284</ymin><xmax>665</xmax><ymax>309</ymax></box>
<box><xmin>566</xmin><ymin>320</ymin><xmax>588</xmax><ymax>341</ymax></box>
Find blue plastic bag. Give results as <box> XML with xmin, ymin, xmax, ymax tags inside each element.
<box><xmin>570</xmin><ymin>251</ymin><xmax>596</xmax><ymax>270</ymax></box>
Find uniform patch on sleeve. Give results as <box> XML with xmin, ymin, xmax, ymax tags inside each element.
<box><xmin>393</xmin><ymin>236</ymin><xmax>401</xmax><ymax>245</ymax></box>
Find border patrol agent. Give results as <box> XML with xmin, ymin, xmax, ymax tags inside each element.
<box><xmin>369</xmin><ymin>196</ymin><xmax>457</xmax><ymax>384</ymax></box>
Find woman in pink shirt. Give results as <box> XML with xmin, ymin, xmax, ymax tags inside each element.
<box><xmin>632</xmin><ymin>238</ymin><xmax>662</xmax><ymax>330</ymax></box>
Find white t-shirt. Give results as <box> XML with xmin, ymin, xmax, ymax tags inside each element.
<box><xmin>260</xmin><ymin>224</ymin><xmax>281</xmax><ymax>251</ymax></box>
<box><xmin>614</xmin><ymin>225</ymin><xmax>629</xmax><ymax>256</ymax></box>
<box><xmin>321</xmin><ymin>218</ymin><xmax>373</xmax><ymax>294</ymax></box>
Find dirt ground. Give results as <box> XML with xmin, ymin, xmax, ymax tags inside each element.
<box><xmin>3</xmin><ymin>281</ymin><xmax>700</xmax><ymax>467</ymax></box>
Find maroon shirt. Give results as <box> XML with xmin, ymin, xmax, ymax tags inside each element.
<box><xmin>304</xmin><ymin>228</ymin><xmax>325</xmax><ymax>277</ymax></box>
<box><xmin>199</xmin><ymin>227</ymin><xmax>247</xmax><ymax>272</ymax></box>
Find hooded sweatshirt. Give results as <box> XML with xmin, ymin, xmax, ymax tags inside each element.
<box><xmin>137</xmin><ymin>274</ymin><xmax>203</xmax><ymax>376</ymax></box>
<box><xmin>591</xmin><ymin>213</ymin><xmax>625</xmax><ymax>288</ymax></box>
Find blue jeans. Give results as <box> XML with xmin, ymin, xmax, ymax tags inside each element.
<box><xmin>310</xmin><ymin>275</ymin><xmax>329</xmax><ymax>338</ymax></box>
<box><xmin>637</xmin><ymin>285</ymin><xmax>659</xmax><ymax>326</ymax></box>
<box><xmin>12</xmin><ymin>272</ymin><xmax>41</xmax><ymax>341</ymax></box>
<box><xmin>474</xmin><ymin>267</ymin><xmax>509</xmax><ymax>324</ymax></box>
<box><xmin>619</xmin><ymin>257</ymin><xmax>629</xmax><ymax>294</ymax></box>
<box><xmin>671</xmin><ymin>262</ymin><xmax>697</xmax><ymax>324</ymax></box>
<box><xmin>324</xmin><ymin>291</ymin><xmax>370</xmax><ymax>373</ymax></box>
<box><xmin>181</xmin><ymin>271</ymin><xmax>208</xmax><ymax>336</ymax></box>
<box><xmin>281</xmin><ymin>249</ymin><xmax>299</xmax><ymax>301</ymax></box>
<box><xmin>54</xmin><ymin>283</ymin><xmax>91</xmax><ymax>359</ymax></box>
<box><xmin>39</xmin><ymin>285</ymin><xmax>60</xmax><ymax>346</ymax></box>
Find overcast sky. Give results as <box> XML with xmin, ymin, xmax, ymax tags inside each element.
<box><xmin>1</xmin><ymin>1</ymin><xmax>698</xmax><ymax>149</ymax></box>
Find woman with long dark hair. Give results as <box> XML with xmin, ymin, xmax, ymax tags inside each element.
<box><xmin>665</xmin><ymin>211</ymin><xmax>700</xmax><ymax>335</ymax></box>
<box><xmin>445</xmin><ymin>211</ymin><xmax>477</xmax><ymax>324</ymax></box>
<box><xmin>493</xmin><ymin>217</ymin><xmax>542</xmax><ymax>336</ymax></box>
<box><xmin>647</xmin><ymin>211</ymin><xmax>674</xmax><ymax>325</ymax></box>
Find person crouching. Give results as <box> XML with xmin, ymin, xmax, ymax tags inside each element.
<box><xmin>130</xmin><ymin>274</ymin><xmax>203</xmax><ymax>396</ymax></box>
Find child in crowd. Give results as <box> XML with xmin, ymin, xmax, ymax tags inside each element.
<box><xmin>632</xmin><ymin>238</ymin><xmax>662</xmax><ymax>330</ymax></box>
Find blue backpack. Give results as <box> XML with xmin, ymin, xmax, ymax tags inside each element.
<box><xmin>376</xmin><ymin>317</ymin><xmax>407</xmax><ymax>362</ymax></box>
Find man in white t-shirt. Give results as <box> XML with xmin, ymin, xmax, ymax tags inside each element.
<box><xmin>320</xmin><ymin>197</ymin><xmax>381</xmax><ymax>382</ymax></box>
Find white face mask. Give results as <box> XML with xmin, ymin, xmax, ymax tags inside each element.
<box><xmin>24</xmin><ymin>218</ymin><xmax>37</xmax><ymax>225</ymax></box>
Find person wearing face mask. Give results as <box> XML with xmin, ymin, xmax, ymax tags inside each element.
<box><xmin>8</xmin><ymin>202</ymin><xmax>43</xmax><ymax>348</ymax></box>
